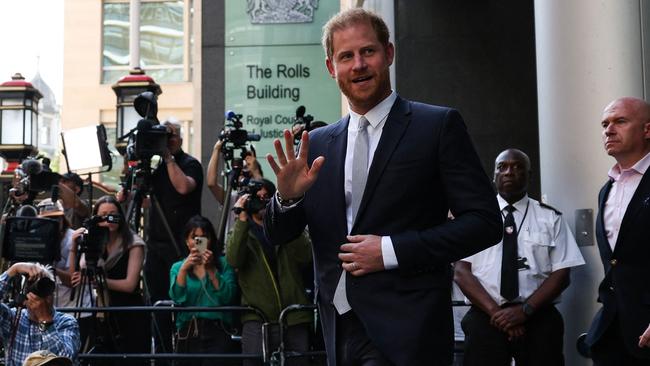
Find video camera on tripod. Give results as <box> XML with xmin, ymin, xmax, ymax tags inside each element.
<box><xmin>76</xmin><ymin>215</ymin><xmax>114</xmax><ymax>270</ymax></box>
<box><xmin>292</xmin><ymin>105</ymin><xmax>314</xmax><ymax>144</ymax></box>
<box><xmin>122</xmin><ymin>91</ymin><xmax>171</xmax><ymax>162</ymax></box>
<box><xmin>219</xmin><ymin>110</ymin><xmax>261</xmax><ymax>162</ymax></box>
<box><xmin>217</xmin><ymin>110</ymin><xmax>263</xmax><ymax>193</ymax></box>
<box><xmin>11</xmin><ymin>157</ymin><xmax>61</xmax><ymax>197</ymax></box>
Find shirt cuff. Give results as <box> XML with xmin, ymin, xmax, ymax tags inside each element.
<box><xmin>381</xmin><ymin>236</ymin><xmax>399</xmax><ymax>270</ymax></box>
<box><xmin>274</xmin><ymin>192</ymin><xmax>303</xmax><ymax>212</ymax></box>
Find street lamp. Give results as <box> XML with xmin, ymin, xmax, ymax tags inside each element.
<box><xmin>111</xmin><ymin>67</ymin><xmax>161</xmax><ymax>154</ymax></box>
<box><xmin>0</xmin><ymin>73</ymin><xmax>42</xmax><ymax>165</ymax></box>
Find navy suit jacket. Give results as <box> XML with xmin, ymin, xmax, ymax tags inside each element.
<box><xmin>587</xmin><ymin>170</ymin><xmax>650</xmax><ymax>359</ymax></box>
<box><xmin>265</xmin><ymin>96</ymin><xmax>502</xmax><ymax>365</ymax></box>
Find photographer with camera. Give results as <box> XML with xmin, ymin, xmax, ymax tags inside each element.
<box><xmin>0</xmin><ymin>262</ymin><xmax>79</xmax><ymax>366</ymax></box>
<box><xmin>208</xmin><ymin>140</ymin><xmax>263</xmax><ymax>206</ymax></box>
<box><xmin>208</xmin><ymin>139</ymin><xmax>263</xmax><ymax>238</ymax></box>
<box><xmin>35</xmin><ymin>199</ymin><xmax>93</xmax><ymax>351</ymax></box>
<box><xmin>169</xmin><ymin>215</ymin><xmax>238</xmax><ymax>366</ymax></box>
<box><xmin>69</xmin><ymin>195</ymin><xmax>148</xmax><ymax>365</ymax></box>
<box><xmin>226</xmin><ymin>179</ymin><xmax>313</xmax><ymax>366</ymax></box>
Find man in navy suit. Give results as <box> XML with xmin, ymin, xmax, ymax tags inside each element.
<box><xmin>587</xmin><ymin>97</ymin><xmax>650</xmax><ymax>365</ymax></box>
<box><xmin>265</xmin><ymin>8</ymin><xmax>502</xmax><ymax>366</ymax></box>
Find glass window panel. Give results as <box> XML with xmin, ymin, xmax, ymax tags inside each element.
<box><xmin>147</xmin><ymin>67</ymin><xmax>183</xmax><ymax>83</ymax></box>
<box><xmin>2</xmin><ymin>110</ymin><xmax>24</xmax><ymax>144</ymax></box>
<box><xmin>31</xmin><ymin>111</ymin><xmax>37</xmax><ymax>146</ymax></box>
<box><xmin>24</xmin><ymin>111</ymin><xmax>32</xmax><ymax>145</ymax></box>
<box><xmin>1</xmin><ymin>98</ymin><xmax>23</xmax><ymax>106</ymax></box>
<box><xmin>139</xmin><ymin>1</ymin><xmax>185</xmax><ymax>82</ymax></box>
<box><xmin>103</xmin><ymin>3</ymin><xmax>130</xmax><ymax>69</ymax></box>
<box><xmin>102</xmin><ymin>1</ymin><xmax>186</xmax><ymax>84</ymax></box>
<box><xmin>103</xmin><ymin>69</ymin><xmax>130</xmax><ymax>84</ymax></box>
<box><xmin>122</xmin><ymin>106</ymin><xmax>141</xmax><ymax>136</ymax></box>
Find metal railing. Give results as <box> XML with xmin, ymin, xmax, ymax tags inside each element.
<box><xmin>58</xmin><ymin>304</ymin><xmax>267</xmax><ymax>364</ymax></box>
<box><xmin>58</xmin><ymin>302</ymin><xmax>328</xmax><ymax>365</ymax></box>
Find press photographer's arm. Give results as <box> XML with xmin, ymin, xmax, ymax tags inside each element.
<box><xmin>163</xmin><ymin>122</ymin><xmax>197</xmax><ymax>195</ymax></box>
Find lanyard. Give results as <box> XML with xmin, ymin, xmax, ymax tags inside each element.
<box><xmin>501</xmin><ymin>199</ymin><xmax>530</xmax><ymax>239</ymax></box>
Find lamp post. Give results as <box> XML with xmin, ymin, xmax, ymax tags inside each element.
<box><xmin>0</xmin><ymin>73</ymin><xmax>42</xmax><ymax>171</ymax></box>
<box><xmin>111</xmin><ymin>67</ymin><xmax>161</xmax><ymax>154</ymax></box>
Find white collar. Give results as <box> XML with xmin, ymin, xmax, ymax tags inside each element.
<box><xmin>497</xmin><ymin>194</ymin><xmax>529</xmax><ymax>213</ymax></box>
<box><xmin>348</xmin><ymin>91</ymin><xmax>397</xmax><ymax>129</ymax></box>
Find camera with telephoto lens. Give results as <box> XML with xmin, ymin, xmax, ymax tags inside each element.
<box><xmin>77</xmin><ymin>215</ymin><xmax>117</xmax><ymax>270</ymax></box>
<box><xmin>125</xmin><ymin>91</ymin><xmax>170</xmax><ymax>161</ymax></box>
<box><xmin>233</xmin><ymin>179</ymin><xmax>270</xmax><ymax>215</ymax></box>
<box><xmin>12</xmin><ymin>271</ymin><xmax>55</xmax><ymax>306</ymax></box>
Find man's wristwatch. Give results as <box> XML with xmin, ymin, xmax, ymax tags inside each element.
<box><xmin>276</xmin><ymin>191</ymin><xmax>303</xmax><ymax>207</ymax></box>
<box><xmin>522</xmin><ymin>302</ymin><xmax>536</xmax><ymax>317</ymax></box>
<box><xmin>38</xmin><ymin>320</ymin><xmax>53</xmax><ymax>332</ymax></box>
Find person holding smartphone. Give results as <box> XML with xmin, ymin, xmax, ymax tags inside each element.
<box><xmin>169</xmin><ymin>215</ymin><xmax>237</xmax><ymax>365</ymax></box>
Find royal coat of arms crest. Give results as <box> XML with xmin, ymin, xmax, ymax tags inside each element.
<box><xmin>246</xmin><ymin>0</ymin><xmax>319</xmax><ymax>24</ymax></box>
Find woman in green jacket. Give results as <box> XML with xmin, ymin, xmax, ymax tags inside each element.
<box><xmin>169</xmin><ymin>215</ymin><xmax>237</xmax><ymax>365</ymax></box>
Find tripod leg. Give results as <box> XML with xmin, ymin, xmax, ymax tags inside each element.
<box><xmin>217</xmin><ymin>176</ymin><xmax>234</xmax><ymax>249</ymax></box>
<box><xmin>126</xmin><ymin>188</ymin><xmax>144</xmax><ymax>234</ymax></box>
<box><xmin>148</xmin><ymin>193</ymin><xmax>182</xmax><ymax>258</ymax></box>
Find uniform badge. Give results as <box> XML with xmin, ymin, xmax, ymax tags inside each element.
<box><xmin>505</xmin><ymin>226</ymin><xmax>514</xmax><ymax>234</ymax></box>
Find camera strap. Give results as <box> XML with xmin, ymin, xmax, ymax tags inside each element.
<box><xmin>7</xmin><ymin>307</ymin><xmax>24</xmax><ymax>360</ymax></box>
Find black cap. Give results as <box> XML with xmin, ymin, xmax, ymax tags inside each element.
<box><xmin>61</xmin><ymin>172</ymin><xmax>84</xmax><ymax>192</ymax></box>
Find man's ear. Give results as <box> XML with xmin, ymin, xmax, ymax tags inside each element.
<box><xmin>325</xmin><ymin>57</ymin><xmax>336</xmax><ymax>79</ymax></box>
<box><xmin>644</xmin><ymin>121</ymin><xmax>650</xmax><ymax>139</ymax></box>
<box><xmin>385</xmin><ymin>42</ymin><xmax>395</xmax><ymax>66</ymax></box>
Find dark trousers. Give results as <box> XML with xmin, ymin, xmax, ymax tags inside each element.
<box><xmin>336</xmin><ymin>311</ymin><xmax>393</xmax><ymax>366</ymax></box>
<box><xmin>591</xmin><ymin>318</ymin><xmax>650</xmax><ymax>366</ymax></box>
<box><xmin>242</xmin><ymin>321</ymin><xmax>311</xmax><ymax>366</ymax></box>
<box><xmin>176</xmin><ymin>318</ymin><xmax>238</xmax><ymax>366</ymax></box>
<box><xmin>461</xmin><ymin>305</ymin><xmax>564</xmax><ymax>366</ymax></box>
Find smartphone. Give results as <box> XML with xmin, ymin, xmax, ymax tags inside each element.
<box><xmin>194</xmin><ymin>237</ymin><xmax>208</xmax><ymax>254</ymax></box>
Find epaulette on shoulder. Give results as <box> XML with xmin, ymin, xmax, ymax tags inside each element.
<box><xmin>539</xmin><ymin>202</ymin><xmax>562</xmax><ymax>215</ymax></box>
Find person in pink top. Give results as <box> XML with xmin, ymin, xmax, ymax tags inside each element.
<box><xmin>586</xmin><ymin>97</ymin><xmax>650</xmax><ymax>365</ymax></box>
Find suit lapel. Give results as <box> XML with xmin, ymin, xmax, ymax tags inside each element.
<box><xmin>596</xmin><ymin>180</ymin><xmax>613</xmax><ymax>258</ymax></box>
<box><xmin>615</xmin><ymin>170</ymin><xmax>650</xmax><ymax>251</ymax></box>
<box><xmin>326</xmin><ymin>116</ymin><xmax>349</xmax><ymax>235</ymax></box>
<box><xmin>352</xmin><ymin>97</ymin><xmax>411</xmax><ymax>232</ymax></box>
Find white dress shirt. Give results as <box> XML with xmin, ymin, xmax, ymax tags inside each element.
<box><xmin>461</xmin><ymin>195</ymin><xmax>585</xmax><ymax>306</ymax></box>
<box><xmin>275</xmin><ymin>91</ymin><xmax>400</xmax><ymax>269</ymax></box>
<box><xmin>345</xmin><ymin>91</ymin><xmax>399</xmax><ymax>269</ymax></box>
<box><xmin>604</xmin><ymin>151</ymin><xmax>650</xmax><ymax>251</ymax></box>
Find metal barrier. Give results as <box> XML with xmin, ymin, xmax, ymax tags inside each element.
<box><xmin>58</xmin><ymin>305</ymin><xmax>268</xmax><ymax>364</ymax></box>
<box><xmin>275</xmin><ymin>303</ymin><xmax>326</xmax><ymax>366</ymax></box>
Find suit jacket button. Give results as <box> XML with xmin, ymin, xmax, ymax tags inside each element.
<box><xmin>610</xmin><ymin>259</ymin><xmax>618</xmax><ymax>266</ymax></box>
<box><xmin>609</xmin><ymin>286</ymin><xmax>615</xmax><ymax>291</ymax></box>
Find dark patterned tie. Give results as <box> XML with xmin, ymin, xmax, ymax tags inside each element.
<box><xmin>500</xmin><ymin>205</ymin><xmax>519</xmax><ymax>301</ymax></box>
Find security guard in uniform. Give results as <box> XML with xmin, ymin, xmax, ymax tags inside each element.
<box><xmin>454</xmin><ymin>148</ymin><xmax>585</xmax><ymax>366</ymax></box>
